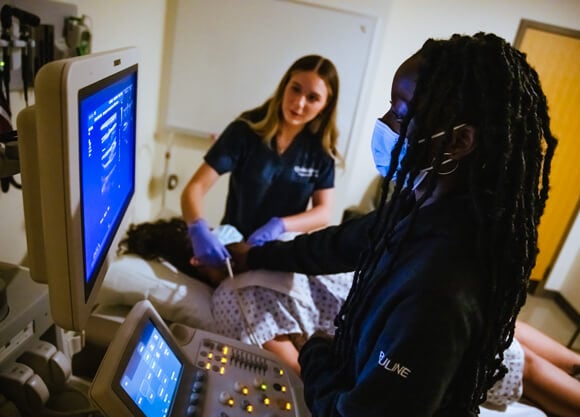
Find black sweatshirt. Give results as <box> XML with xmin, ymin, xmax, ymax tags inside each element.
<box><xmin>248</xmin><ymin>194</ymin><xmax>487</xmax><ymax>417</ymax></box>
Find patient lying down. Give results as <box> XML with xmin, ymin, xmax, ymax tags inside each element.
<box><xmin>117</xmin><ymin>217</ymin><xmax>353</xmax><ymax>375</ymax></box>
<box><xmin>118</xmin><ymin>217</ymin><xmax>230</xmax><ymax>288</ymax></box>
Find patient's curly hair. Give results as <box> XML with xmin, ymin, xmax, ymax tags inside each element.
<box><xmin>334</xmin><ymin>33</ymin><xmax>557</xmax><ymax>411</ymax></box>
<box><xmin>117</xmin><ymin>217</ymin><xmax>213</xmax><ymax>285</ymax></box>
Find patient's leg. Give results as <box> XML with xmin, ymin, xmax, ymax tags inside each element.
<box><xmin>263</xmin><ymin>335</ymin><xmax>300</xmax><ymax>376</ymax></box>
<box><xmin>515</xmin><ymin>321</ymin><xmax>580</xmax><ymax>374</ymax></box>
<box><xmin>522</xmin><ymin>345</ymin><xmax>580</xmax><ymax>417</ymax></box>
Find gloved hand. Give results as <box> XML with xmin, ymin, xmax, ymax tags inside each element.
<box><xmin>247</xmin><ymin>217</ymin><xmax>286</xmax><ymax>247</ymax></box>
<box><xmin>188</xmin><ymin>218</ymin><xmax>230</xmax><ymax>267</ymax></box>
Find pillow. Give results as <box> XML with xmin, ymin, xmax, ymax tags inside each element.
<box><xmin>97</xmin><ymin>255</ymin><xmax>215</xmax><ymax>331</ymax></box>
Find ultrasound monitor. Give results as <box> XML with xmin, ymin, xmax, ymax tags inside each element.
<box><xmin>17</xmin><ymin>47</ymin><xmax>138</xmax><ymax>331</ymax></box>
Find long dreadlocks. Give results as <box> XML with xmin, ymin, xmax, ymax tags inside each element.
<box><xmin>333</xmin><ymin>32</ymin><xmax>556</xmax><ymax>411</ymax></box>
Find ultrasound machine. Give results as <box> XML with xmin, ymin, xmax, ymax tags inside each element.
<box><xmin>0</xmin><ymin>47</ymin><xmax>309</xmax><ymax>417</ymax></box>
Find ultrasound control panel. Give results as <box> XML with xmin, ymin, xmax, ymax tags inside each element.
<box><xmin>90</xmin><ymin>300</ymin><xmax>310</xmax><ymax>417</ymax></box>
<box><xmin>182</xmin><ymin>335</ymin><xmax>300</xmax><ymax>416</ymax></box>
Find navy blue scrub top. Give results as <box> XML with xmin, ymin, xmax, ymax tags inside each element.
<box><xmin>204</xmin><ymin>119</ymin><xmax>335</xmax><ymax>238</ymax></box>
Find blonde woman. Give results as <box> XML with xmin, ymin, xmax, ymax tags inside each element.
<box><xmin>181</xmin><ymin>55</ymin><xmax>340</xmax><ymax>267</ymax></box>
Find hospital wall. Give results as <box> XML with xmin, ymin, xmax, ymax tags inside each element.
<box><xmin>0</xmin><ymin>0</ymin><xmax>578</xmax><ymax>305</ymax></box>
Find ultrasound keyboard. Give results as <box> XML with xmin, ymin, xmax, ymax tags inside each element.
<box><xmin>90</xmin><ymin>300</ymin><xmax>310</xmax><ymax>417</ymax></box>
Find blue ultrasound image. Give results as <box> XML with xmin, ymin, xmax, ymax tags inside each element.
<box><xmin>78</xmin><ymin>69</ymin><xmax>136</xmax><ymax>291</ymax></box>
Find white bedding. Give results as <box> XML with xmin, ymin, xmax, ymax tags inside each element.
<box><xmin>97</xmin><ymin>255</ymin><xmax>215</xmax><ymax>330</ymax></box>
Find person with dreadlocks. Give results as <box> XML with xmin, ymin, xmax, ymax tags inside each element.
<box><xmin>226</xmin><ymin>32</ymin><xmax>558</xmax><ymax>416</ymax></box>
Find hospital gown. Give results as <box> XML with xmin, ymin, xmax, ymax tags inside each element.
<box><xmin>212</xmin><ymin>271</ymin><xmax>353</xmax><ymax>348</ymax></box>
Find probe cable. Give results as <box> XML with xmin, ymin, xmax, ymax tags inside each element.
<box><xmin>225</xmin><ymin>257</ymin><xmax>261</xmax><ymax>347</ymax></box>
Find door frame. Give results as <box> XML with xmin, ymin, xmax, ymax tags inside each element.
<box><xmin>514</xmin><ymin>18</ymin><xmax>580</xmax><ymax>46</ymax></box>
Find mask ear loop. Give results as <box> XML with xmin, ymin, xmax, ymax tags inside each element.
<box><xmin>436</xmin><ymin>152</ymin><xmax>459</xmax><ymax>175</ymax></box>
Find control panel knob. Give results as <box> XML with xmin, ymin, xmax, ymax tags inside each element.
<box><xmin>218</xmin><ymin>391</ymin><xmax>234</xmax><ymax>407</ymax></box>
<box><xmin>233</xmin><ymin>381</ymin><xmax>249</xmax><ymax>395</ymax></box>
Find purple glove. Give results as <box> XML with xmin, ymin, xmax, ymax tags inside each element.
<box><xmin>188</xmin><ymin>219</ymin><xmax>230</xmax><ymax>267</ymax></box>
<box><xmin>247</xmin><ymin>217</ymin><xmax>286</xmax><ymax>247</ymax></box>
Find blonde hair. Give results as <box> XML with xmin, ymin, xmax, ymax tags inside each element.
<box><xmin>239</xmin><ymin>55</ymin><xmax>342</xmax><ymax>163</ymax></box>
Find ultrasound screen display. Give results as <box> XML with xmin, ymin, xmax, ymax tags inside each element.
<box><xmin>78</xmin><ymin>66</ymin><xmax>137</xmax><ymax>299</ymax></box>
<box><xmin>119</xmin><ymin>320</ymin><xmax>183</xmax><ymax>417</ymax></box>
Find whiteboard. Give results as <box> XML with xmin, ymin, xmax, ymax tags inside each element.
<box><xmin>163</xmin><ymin>0</ymin><xmax>376</xmax><ymax>158</ymax></box>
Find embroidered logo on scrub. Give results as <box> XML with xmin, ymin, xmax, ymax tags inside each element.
<box><xmin>378</xmin><ymin>351</ymin><xmax>411</xmax><ymax>378</ymax></box>
<box><xmin>293</xmin><ymin>166</ymin><xmax>319</xmax><ymax>178</ymax></box>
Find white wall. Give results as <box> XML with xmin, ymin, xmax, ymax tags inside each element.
<box><xmin>0</xmin><ymin>0</ymin><xmax>579</xmax><ymax>302</ymax></box>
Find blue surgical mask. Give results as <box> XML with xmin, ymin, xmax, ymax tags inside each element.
<box><xmin>372</xmin><ymin>119</ymin><xmax>467</xmax><ymax>182</ymax></box>
<box><xmin>371</xmin><ymin>119</ymin><xmax>405</xmax><ymax>178</ymax></box>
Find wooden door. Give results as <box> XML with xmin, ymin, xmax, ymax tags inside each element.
<box><xmin>514</xmin><ymin>20</ymin><xmax>580</xmax><ymax>282</ymax></box>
